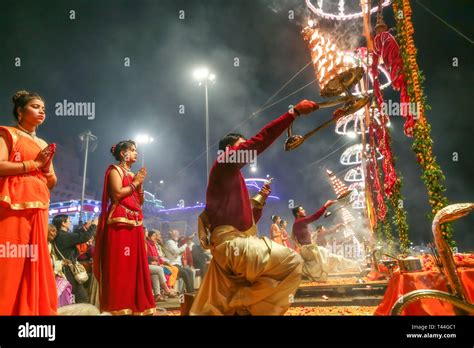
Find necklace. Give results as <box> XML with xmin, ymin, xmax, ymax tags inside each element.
<box><xmin>119</xmin><ymin>163</ymin><xmax>133</xmax><ymax>175</ymax></box>
<box><xmin>17</xmin><ymin>124</ymin><xmax>36</xmax><ymax>138</ymax></box>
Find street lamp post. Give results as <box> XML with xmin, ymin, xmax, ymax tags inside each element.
<box><xmin>204</xmin><ymin>79</ymin><xmax>210</xmax><ymax>183</ymax></box>
<box><xmin>78</xmin><ymin>130</ymin><xmax>97</xmax><ymax>223</ymax></box>
<box><xmin>193</xmin><ymin>67</ymin><xmax>216</xmax><ymax>182</ymax></box>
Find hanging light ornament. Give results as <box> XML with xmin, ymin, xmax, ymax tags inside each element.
<box><xmin>345</xmin><ymin>168</ymin><xmax>366</xmax><ymax>210</ymax></box>
<box><xmin>348</xmin><ymin>181</ymin><xmax>364</xmax><ymax>191</ymax></box>
<box><xmin>340</xmin><ymin>143</ymin><xmax>383</xmax><ymax>165</ymax></box>
<box><xmin>335</xmin><ymin>107</ymin><xmax>382</xmax><ymax>135</ymax></box>
<box><xmin>306</xmin><ymin>0</ymin><xmax>392</xmax><ymax>21</ymax></box>
<box><xmin>351</xmin><ymin>47</ymin><xmax>392</xmax><ymax>97</ymax></box>
<box><xmin>344</xmin><ymin>165</ymin><xmax>364</xmax><ymax>182</ymax></box>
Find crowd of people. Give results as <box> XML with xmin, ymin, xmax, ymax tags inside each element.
<box><xmin>46</xmin><ymin>217</ymin><xmax>211</xmax><ymax>309</ymax></box>
<box><xmin>0</xmin><ymin>90</ymin><xmax>362</xmax><ymax>316</ymax></box>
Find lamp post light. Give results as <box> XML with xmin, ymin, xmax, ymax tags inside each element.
<box><xmin>135</xmin><ymin>134</ymin><xmax>154</xmax><ymax>167</ymax></box>
<box><xmin>193</xmin><ymin>67</ymin><xmax>216</xmax><ymax>182</ymax></box>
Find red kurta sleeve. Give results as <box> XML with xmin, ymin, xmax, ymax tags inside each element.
<box><xmin>232</xmin><ymin>111</ymin><xmax>296</xmax><ymax>169</ymax></box>
<box><xmin>205</xmin><ymin>111</ymin><xmax>296</xmax><ymax>232</ymax></box>
<box><xmin>298</xmin><ymin>206</ymin><xmax>327</xmax><ymax>225</ymax></box>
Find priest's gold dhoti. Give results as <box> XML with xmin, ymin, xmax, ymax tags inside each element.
<box><xmin>190</xmin><ymin>224</ymin><xmax>302</xmax><ymax>316</ymax></box>
<box><xmin>300</xmin><ymin>243</ymin><xmax>360</xmax><ymax>282</ymax></box>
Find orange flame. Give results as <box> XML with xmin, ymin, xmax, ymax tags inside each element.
<box><xmin>303</xmin><ymin>26</ymin><xmax>354</xmax><ymax>91</ymax></box>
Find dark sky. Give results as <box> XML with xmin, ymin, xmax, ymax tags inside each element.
<box><xmin>1</xmin><ymin>0</ymin><xmax>473</xmax><ymax>248</ymax></box>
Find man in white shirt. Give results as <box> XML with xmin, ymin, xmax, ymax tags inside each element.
<box><xmin>164</xmin><ymin>230</ymin><xmax>195</xmax><ymax>293</ymax></box>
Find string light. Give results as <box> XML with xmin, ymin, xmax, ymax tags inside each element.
<box><xmin>336</xmin><ymin>108</ymin><xmax>382</xmax><ymax>135</ymax></box>
<box><xmin>340</xmin><ymin>144</ymin><xmax>383</xmax><ymax>165</ymax></box>
<box><xmin>344</xmin><ymin>166</ymin><xmax>364</xmax><ymax>182</ymax></box>
<box><xmin>306</xmin><ymin>0</ymin><xmax>392</xmax><ymax>21</ymax></box>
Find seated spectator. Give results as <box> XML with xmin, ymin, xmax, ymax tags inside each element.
<box><xmin>52</xmin><ymin>215</ymin><xmax>96</xmax><ymax>303</ymax></box>
<box><xmin>191</xmin><ymin>234</ymin><xmax>212</xmax><ymax>279</ymax></box>
<box><xmin>154</xmin><ymin>230</ymin><xmax>179</xmax><ymax>289</ymax></box>
<box><xmin>179</xmin><ymin>236</ymin><xmax>194</xmax><ymax>268</ymax></box>
<box><xmin>163</xmin><ymin>230</ymin><xmax>195</xmax><ymax>293</ymax></box>
<box><xmin>77</xmin><ymin>234</ymin><xmax>95</xmax><ymax>274</ymax></box>
<box><xmin>47</xmin><ymin>224</ymin><xmax>74</xmax><ymax>307</ymax></box>
<box><xmin>145</xmin><ymin>229</ymin><xmax>177</xmax><ymax>302</ymax></box>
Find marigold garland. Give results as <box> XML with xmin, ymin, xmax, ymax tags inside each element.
<box><xmin>392</xmin><ymin>0</ymin><xmax>454</xmax><ymax>246</ymax></box>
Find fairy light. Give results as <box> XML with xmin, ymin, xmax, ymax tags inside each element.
<box><xmin>336</xmin><ymin>108</ymin><xmax>382</xmax><ymax>135</ymax></box>
<box><xmin>340</xmin><ymin>144</ymin><xmax>383</xmax><ymax>165</ymax></box>
<box><xmin>344</xmin><ymin>166</ymin><xmax>364</xmax><ymax>182</ymax></box>
<box><xmin>306</xmin><ymin>0</ymin><xmax>392</xmax><ymax>21</ymax></box>
<box><xmin>351</xmin><ymin>48</ymin><xmax>392</xmax><ymax>96</ymax></box>
<box><xmin>338</xmin><ymin>0</ymin><xmax>345</xmax><ymax>16</ymax></box>
<box><xmin>348</xmin><ymin>181</ymin><xmax>364</xmax><ymax>191</ymax></box>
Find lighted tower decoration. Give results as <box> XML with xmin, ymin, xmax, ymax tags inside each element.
<box><xmin>302</xmin><ymin>0</ymin><xmax>417</xmax><ymax>252</ymax></box>
<box><xmin>326</xmin><ymin>169</ymin><xmax>356</xmax><ymax>235</ymax></box>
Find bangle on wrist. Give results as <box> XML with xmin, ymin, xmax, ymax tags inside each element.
<box><xmin>23</xmin><ymin>160</ymin><xmax>38</xmax><ymax>173</ymax></box>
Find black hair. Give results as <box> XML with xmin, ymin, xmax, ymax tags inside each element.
<box><xmin>271</xmin><ymin>215</ymin><xmax>279</xmax><ymax>223</ymax></box>
<box><xmin>52</xmin><ymin>214</ymin><xmax>70</xmax><ymax>231</ymax></box>
<box><xmin>12</xmin><ymin>90</ymin><xmax>44</xmax><ymax>121</ymax></box>
<box><xmin>292</xmin><ymin>206</ymin><xmax>303</xmax><ymax>218</ymax></box>
<box><xmin>111</xmin><ymin>140</ymin><xmax>136</xmax><ymax>161</ymax></box>
<box><xmin>316</xmin><ymin>225</ymin><xmax>323</xmax><ymax>231</ymax></box>
<box><xmin>147</xmin><ymin>229</ymin><xmax>157</xmax><ymax>238</ymax></box>
<box><xmin>279</xmin><ymin>220</ymin><xmax>287</xmax><ymax>227</ymax></box>
<box><xmin>218</xmin><ymin>133</ymin><xmax>246</xmax><ymax>151</ymax></box>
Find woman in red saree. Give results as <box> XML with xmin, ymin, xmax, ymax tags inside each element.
<box><xmin>0</xmin><ymin>90</ymin><xmax>58</xmax><ymax>315</ymax></box>
<box><xmin>93</xmin><ymin>140</ymin><xmax>155</xmax><ymax>315</ymax></box>
<box><xmin>279</xmin><ymin>220</ymin><xmax>292</xmax><ymax>248</ymax></box>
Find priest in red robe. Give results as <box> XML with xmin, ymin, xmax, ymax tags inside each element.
<box><xmin>190</xmin><ymin>100</ymin><xmax>319</xmax><ymax>316</ymax></box>
<box><xmin>292</xmin><ymin>204</ymin><xmax>360</xmax><ymax>282</ymax></box>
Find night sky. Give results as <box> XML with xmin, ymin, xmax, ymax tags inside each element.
<box><xmin>1</xmin><ymin>0</ymin><xmax>473</xmax><ymax>248</ymax></box>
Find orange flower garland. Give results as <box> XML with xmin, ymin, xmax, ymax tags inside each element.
<box><xmin>392</xmin><ymin>0</ymin><xmax>454</xmax><ymax>246</ymax></box>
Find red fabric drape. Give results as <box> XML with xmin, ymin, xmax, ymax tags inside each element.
<box><xmin>375</xmin><ymin>269</ymin><xmax>474</xmax><ymax>315</ymax></box>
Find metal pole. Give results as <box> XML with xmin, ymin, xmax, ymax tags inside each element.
<box><xmin>205</xmin><ymin>80</ymin><xmax>210</xmax><ymax>182</ymax></box>
<box><xmin>80</xmin><ymin>131</ymin><xmax>90</xmax><ymax>223</ymax></box>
